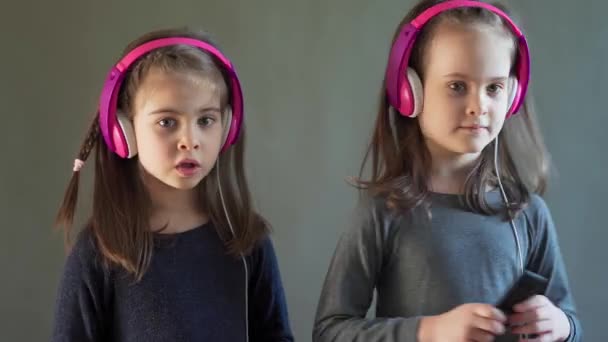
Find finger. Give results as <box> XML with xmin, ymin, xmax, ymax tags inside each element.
<box><xmin>473</xmin><ymin>304</ymin><xmax>507</xmax><ymax>322</ymax></box>
<box><xmin>518</xmin><ymin>332</ymin><xmax>553</xmax><ymax>342</ymax></box>
<box><xmin>510</xmin><ymin>319</ymin><xmax>552</xmax><ymax>335</ymax></box>
<box><xmin>469</xmin><ymin>328</ymin><xmax>496</xmax><ymax>342</ymax></box>
<box><xmin>513</xmin><ymin>295</ymin><xmax>550</xmax><ymax>312</ymax></box>
<box><xmin>509</xmin><ymin>306</ymin><xmax>551</xmax><ymax>325</ymax></box>
<box><xmin>472</xmin><ymin>315</ymin><xmax>506</xmax><ymax>335</ymax></box>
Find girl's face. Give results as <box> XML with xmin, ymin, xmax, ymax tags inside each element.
<box><xmin>131</xmin><ymin>68</ymin><xmax>226</xmax><ymax>191</ymax></box>
<box><xmin>417</xmin><ymin>21</ymin><xmax>515</xmax><ymax>161</ymax></box>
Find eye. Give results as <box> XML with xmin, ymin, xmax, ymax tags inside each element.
<box><xmin>158</xmin><ymin>118</ymin><xmax>176</xmax><ymax>128</ymax></box>
<box><xmin>198</xmin><ymin>116</ymin><xmax>216</xmax><ymax>127</ymax></box>
<box><xmin>448</xmin><ymin>81</ymin><xmax>466</xmax><ymax>94</ymax></box>
<box><xmin>487</xmin><ymin>83</ymin><xmax>504</xmax><ymax>95</ymax></box>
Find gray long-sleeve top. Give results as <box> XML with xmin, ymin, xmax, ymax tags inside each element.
<box><xmin>314</xmin><ymin>191</ymin><xmax>581</xmax><ymax>341</ymax></box>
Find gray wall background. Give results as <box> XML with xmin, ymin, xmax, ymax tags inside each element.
<box><xmin>1</xmin><ymin>0</ymin><xmax>605</xmax><ymax>340</ymax></box>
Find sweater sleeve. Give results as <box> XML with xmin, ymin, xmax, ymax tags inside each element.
<box><xmin>247</xmin><ymin>236</ymin><xmax>294</xmax><ymax>342</ymax></box>
<box><xmin>313</xmin><ymin>197</ymin><xmax>423</xmax><ymax>342</ymax></box>
<box><xmin>525</xmin><ymin>195</ymin><xmax>583</xmax><ymax>341</ymax></box>
<box><xmin>51</xmin><ymin>229</ymin><xmax>112</xmax><ymax>342</ymax></box>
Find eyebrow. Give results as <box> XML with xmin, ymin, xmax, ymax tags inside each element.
<box><xmin>442</xmin><ymin>73</ymin><xmax>508</xmax><ymax>82</ymax></box>
<box><xmin>148</xmin><ymin>107</ymin><xmax>222</xmax><ymax>115</ymax></box>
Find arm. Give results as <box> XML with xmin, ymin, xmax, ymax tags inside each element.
<box><xmin>247</xmin><ymin>236</ymin><xmax>294</xmax><ymax>342</ymax></box>
<box><xmin>523</xmin><ymin>195</ymin><xmax>582</xmax><ymax>341</ymax></box>
<box><xmin>313</xmin><ymin>197</ymin><xmax>422</xmax><ymax>342</ymax></box>
<box><xmin>51</xmin><ymin>230</ymin><xmax>110</xmax><ymax>342</ymax></box>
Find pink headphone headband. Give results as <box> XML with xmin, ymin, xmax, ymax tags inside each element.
<box><xmin>385</xmin><ymin>0</ymin><xmax>530</xmax><ymax>118</ymax></box>
<box><xmin>98</xmin><ymin>37</ymin><xmax>244</xmax><ymax>158</ymax></box>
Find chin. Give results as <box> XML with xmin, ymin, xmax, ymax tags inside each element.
<box><xmin>455</xmin><ymin>138</ymin><xmax>492</xmax><ymax>154</ymax></box>
<box><xmin>459</xmin><ymin>146</ymin><xmax>486</xmax><ymax>155</ymax></box>
<box><xmin>446</xmin><ymin>144</ymin><xmax>484</xmax><ymax>156</ymax></box>
<box><xmin>158</xmin><ymin>176</ymin><xmax>204</xmax><ymax>191</ymax></box>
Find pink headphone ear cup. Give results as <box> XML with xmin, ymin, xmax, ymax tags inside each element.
<box><xmin>116</xmin><ymin>112</ymin><xmax>138</xmax><ymax>158</ymax></box>
<box><xmin>405</xmin><ymin>68</ymin><xmax>424</xmax><ymax>118</ymax></box>
<box><xmin>221</xmin><ymin>106</ymin><xmax>233</xmax><ymax>150</ymax></box>
<box><xmin>506</xmin><ymin>77</ymin><xmax>519</xmax><ymax>116</ymax></box>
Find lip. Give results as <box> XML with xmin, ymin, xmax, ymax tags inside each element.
<box><xmin>175</xmin><ymin>159</ymin><xmax>201</xmax><ymax>177</ymax></box>
<box><xmin>176</xmin><ymin>158</ymin><xmax>200</xmax><ymax>167</ymax></box>
<box><xmin>459</xmin><ymin>124</ymin><xmax>489</xmax><ymax>132</ymax></box>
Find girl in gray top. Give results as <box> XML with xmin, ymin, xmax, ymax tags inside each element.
<box><xmin>313</xmin><ymin>1</ymin><xmax>580</xmax><ymax>341</ymax></box>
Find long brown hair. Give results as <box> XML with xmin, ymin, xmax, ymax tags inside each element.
<box><xmin>356</xmin><ymin>0</ymin><xmax>551</xmax><ymax>217</ymax></box>
<box><xmin>55</xmin><ymin>28</ymin><xmax>269</xmax><ymax>281</ymax></box>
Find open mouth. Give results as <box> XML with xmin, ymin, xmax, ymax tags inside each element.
<box><xmin>177</xmin><ymin>162</ymin><xmax>199</xmax><ymax>169</ymax></box>
<box><xmin>176</xmin><ymin>160</ymin><xmax>201</xmax><ymax>176</ymax></box>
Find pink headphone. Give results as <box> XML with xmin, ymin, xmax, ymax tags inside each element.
<box><xmin>384</xmin><ymin>0</ymin><xmax>530</xmax><ymax>118</ymax></box>
<box><xmin>98</xmin><ymin>37</ymin><xmax>244</xmax><ymax>158</ymax></box>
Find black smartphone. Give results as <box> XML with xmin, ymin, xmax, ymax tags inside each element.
<box><xmin>497</xmin><ymin>270</ymin><xmax>549</xmax><ymax>314</ymax></box>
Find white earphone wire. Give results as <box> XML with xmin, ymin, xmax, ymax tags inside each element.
<box><xmin>216</xmin><ymin>158</ymin><xmax>249</xmax><ymax>342</ymax></box>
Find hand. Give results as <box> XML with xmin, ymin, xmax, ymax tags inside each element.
<box><xmin>418</xmin><ymin>303</ymin><xmax>507</xmax><ymax>342</ymax></box>
<box><xmin>508</xmin><ymin>295</ymin><xmax>571</xmax><ymax>341</ymax></box>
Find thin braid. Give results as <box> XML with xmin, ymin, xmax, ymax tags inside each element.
<box><xmin>56</xmin><ymin>116</ymin><xmax>102</xmax><ymax>245</ymax></box>
<box><xmin>78</xmin><ymin>117</ymin><xmax>100</xmax><ymax>163</ymax></box>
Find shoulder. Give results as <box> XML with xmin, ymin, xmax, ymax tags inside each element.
<box><xmin>520</xmin><ymin>194</ymin><xmax>559</xmax><ymax>246</ymax></box>
<box><xmin>339</xmin><ymin>193</ymin><xmax>405</xmax><ymax>251</ymax></box>
<box><xmin>63</xmin><ymin>227</ymin><xmax>107</xmax><ymax>280</ymax></box>
<box><xmin>246</xmin><ymin>233</ymin><xmax>286</xmax><ymax>283</ymax></box>
<box><xmin>355</xmin><ymin>193</ymin><xmax>396</xmax><ymax>226</ymax></box>
<box><xmin>249</xmin><ymin>233</ymin><xmax>277</xmax><ymax>264</ymax></box>
<box><xmin>522</xmin><ymin>193</ymin><xmax>553</xmax><ymax>226</ymax></box>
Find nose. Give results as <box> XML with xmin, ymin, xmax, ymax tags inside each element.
<box><xmin>177</xmin><ymin>125</ymin><xmax>200</xmax><ymax>151</ymax></box>
<box><xmin>466</xmin><ymin>91</ymin><xmax>489</xmax><ymax>117</ymax></box>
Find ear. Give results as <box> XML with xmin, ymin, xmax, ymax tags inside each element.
<box><xmin>116</xmin><ymin>111</ymin><xmax>138</xmax><ymax>158</ymax></box>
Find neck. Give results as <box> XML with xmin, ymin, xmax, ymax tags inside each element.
<box><xmin>427</xmin><ymin>144</ymin><xmax>481</xmax><ymax>195</ymax></box>
<box><xmin>141</xmin><ymin>170</ymin><xmax>208</xmax><ymax>234</ymax></box>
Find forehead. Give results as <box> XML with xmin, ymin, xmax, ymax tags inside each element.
<box><xmin>134</xmin><ymin>68</ymin><xmax>224</xmax><ymax>108</ymax></box>
<box><xmin>424</xmin><ymin>21</ymin><xmax>516</xmax><ymax>79</ymax></box>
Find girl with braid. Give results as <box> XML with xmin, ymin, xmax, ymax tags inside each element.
<box><xmin>51</xmin><ymin>28</ymin><xmax>293</xmax><ymax>342</ymax></box>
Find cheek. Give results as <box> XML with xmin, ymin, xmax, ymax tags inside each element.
<box><xmin>423</xmin><ymin>86</ymin><xmax>463</xmax><ymax>114</ymax></box>
<box><xmin>418</xmin><ymin>102</ymin><xmax>459</xmax><ymax>134</ymax></box>
<box><xmin>134</xmin><ymin>126</ymin><xmax>172</xmax><ymax>157</ymax></box>
<box><xmin>134</xmin><ymin>128</ymin><xmax>154</xmax><ymax>146</ymax></box>
<box><xmin>206</xmin><ymin>125</ymin><xmax>225</xmax><ymax>149</ymax></box>
<box><xmin>132</xmin><ymin>119</ymin><xmax>150</xmax><ymax>144</ymax></box>
<box><xmin>418</xmin><ymin>112</ymin><xmax>447</xmax><ymax>138</ymax></box>
<box><xmin>491</xmin><ymin>102</ymin><xmax>509</xmax><ymax>125</ymax></box>
<box><xmin>492</xmin><ymin>117</ymin><xmax>507</xmax><ymax>136</ymax></box>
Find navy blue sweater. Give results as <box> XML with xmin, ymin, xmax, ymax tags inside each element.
<box><xmin>52</xmin><ymin>222</ymin><xmax>294</xmax><ymax>342</ymax></box>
